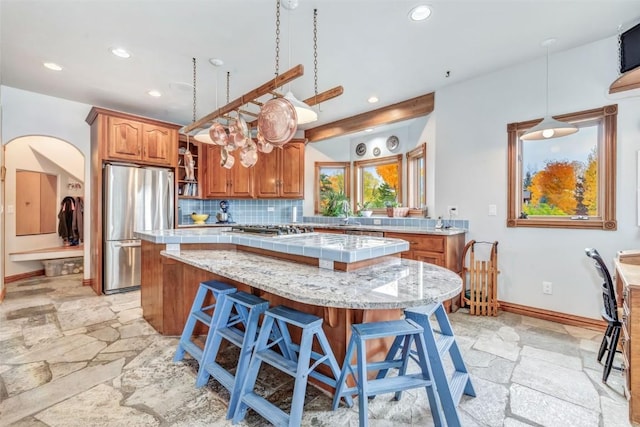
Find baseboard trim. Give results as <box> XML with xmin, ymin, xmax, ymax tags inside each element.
<box><xmin>0</xmin><ymin>286</ymin><xmax>6</xmax><ymax>303</ymax></box>
<box><xmin>499</xmin><ymin>301</ymin><xmax>606</xmax><ymax>332</ymax></box>
<box><xmin>4</xmin><ymin>270</ymin><xmax>45</xmax><ymax>284</ymax></box>
<box><xmin>82</xmin><ymin>278</ymin><xmax>93</xmax><ymax>287</ymax></box>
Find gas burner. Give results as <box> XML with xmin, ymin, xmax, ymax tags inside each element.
<box><xmin>230</xmin><ymin>225</ymin><xmax>315</xmax><ymax>236</ymax></box>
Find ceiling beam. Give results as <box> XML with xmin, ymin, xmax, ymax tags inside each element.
<box><xmin>182</xmin><ymin>64</ymin><xmax>305</xmax><ymax>134</ymax></box>
<box><xmin>304</xmin><ymin>92</ymin><xmax>434</xmax><ymax>143</ymax></box>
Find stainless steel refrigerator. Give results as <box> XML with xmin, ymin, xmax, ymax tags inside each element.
<box><xmin>103</xmin><ymin>163</ymin><xmax>174</xmax><ymax>294</ymax></box>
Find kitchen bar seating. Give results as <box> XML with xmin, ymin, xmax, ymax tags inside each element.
<box><xmin>333</xmin><ymin>319</ymin><xmax>444</xmax><ymax>427</ymax></box>
<box><xmin>233</xmin><ymin>305</ymin><xmax>350</xmax><ymax>426</ymax></box>
<box><xmin>174</xmin><ymin>280</ymin><xmax>237</xmax><ymax>365</ymax></box>
<box><xmin>196</xmin><ymin>291</ymin><xmax>270</xmax><ymax>419</ymax></box>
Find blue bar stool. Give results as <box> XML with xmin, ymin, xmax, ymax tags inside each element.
<box><xmin>405</xmin><ymin>303</ymin><xmax>475</xmax><ymax>427</ymax></box>
<box><xmin>232</xmin><ymin>305</ymin><xmax>350</xmax><ymax>426</ymax></box>
<box><xmin>332</xmin><ymin>319</ymin><xmax>444</xmax><ymax>427</ymax></box>
<box><xmin>173</xmin><ymin>280</ymin><xmax>236</xmax><ymax>365</ymax></box>
<box><xmin>196</xmin><ymin>291</ymin><xmax>270</xmax><ymax>419</ymax></box>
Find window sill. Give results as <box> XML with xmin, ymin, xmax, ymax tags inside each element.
<box><xmin>507</xmin><ymin>218</ymin><xmax>617</xmax><ymax>230</ymax></box>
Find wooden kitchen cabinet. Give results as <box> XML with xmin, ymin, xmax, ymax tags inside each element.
<box><xmin>202</xmin><ymin>145</ymin><xmax>254</xmax><ymax>198</ymax></box>
<box><xmin>106</xmin><ymin>115</ymin><xmax>177</xmax><ymax>166</ymax></box>
<box><xmin>615</xmin><ymin>258</ymin><xmax>640</xmax><ymax>424</ymax></box>
<box><xmin>254</xmin><ymin>141</ymin><xmax>304</xmax><ymax>199</ymax></box>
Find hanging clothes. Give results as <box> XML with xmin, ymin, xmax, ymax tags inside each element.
<box><xmin>58</xmin><ymin>196</ymin><xmax>77</xmax><ymax>245</ymax></box>
<box><xmin>73</xmin><ymin>196</ymin><xmax>84</xmax><ymax>243</ymax></box>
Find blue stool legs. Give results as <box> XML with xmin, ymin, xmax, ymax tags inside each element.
<box><xmin>332</xmin><ymin>319</ymin><xmax>444</xmax><ymax>427</ymax></box>
<box><xmin>233</xmin><ymin>305</ymin><xmax>349</xmax><ymax>426</ymax></box>
<box><xmin>174</xmin><ymin>280</ymin><xmax>236</xmax><ymax>364</ymax></box>
<box><xmin>405</xmin><ymin>303</ymin><xmax>475</xmax><ymax>427</ymax></box>
<box><xmin>196</xmin><ymin>291</ymin><xmax>269</xmax><ymax>419</ymax></box>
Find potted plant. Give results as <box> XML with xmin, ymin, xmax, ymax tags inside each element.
<box><xmin>321</xmin><ymin>190</ymin><xmax>351</xmax><ymax>217</ymax></box>
<box><xmin>385</xmin><ymin>201</ymin><xmax>409</xmax><ymax>217</ymax></box>
<box><xmin>357</xmin><ymin>202</ymin><xmax>373</xmax><ymax>217</ymax></box>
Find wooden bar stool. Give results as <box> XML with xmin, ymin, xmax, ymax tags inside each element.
<box><xmin>232</xmin><ymin>305</ymin><xmax>349</xmax><ymax>426</ymax></box>
<box><xmin>196</xmin><ymin>291</ymin><xmax>269</xmax><ymax>419</ymax></box>
<box><xmin>332</xmin><ymin>319</ymin><xmax>444</xmax><ymax>427</ymax></box>
<box><xmin>173</xmin><ymin>280</ymin><xmax>236</xmax><ymax>365</ymax></box>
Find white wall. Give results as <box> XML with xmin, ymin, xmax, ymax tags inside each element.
<box><xmin>435</xmin><ymin>36</ymin><xmax>640</xmax><ymax>319</ymax></box>
<box><xmin>1</xmin><ymin>86</ymin><xmax>92</xmax><ymax>280</ymax></box>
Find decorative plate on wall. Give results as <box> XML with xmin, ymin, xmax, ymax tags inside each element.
<box><xmin>386</xmin><ymin>135</ymin><xmax>400</xmax><ymax>151</ymax></box>
<box><xmin>373</xmin><ymin>147</ymin><xmax>381</xmax><ymax>156</ymax></box>
<box><xmin>355</xmin><ymin>142</ymin><xmax>366</xmax><ymax>156</ymax></box>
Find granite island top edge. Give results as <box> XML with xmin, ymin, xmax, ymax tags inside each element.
<box><xmin>161</xmin><ymin>249</ymin><xmax>462</xmax><ymax>309</ymax></box>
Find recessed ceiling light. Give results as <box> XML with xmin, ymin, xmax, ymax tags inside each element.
<box><xmin>409</xmin><ymin>5</ymin><xmax>432</xmax><ymax>21</ymax></box>
<box><xmin>43</xmin><ymin>62</ymin><xmax>63</xmax><ymax>71</ymax></box>
<box><xmin>148</xmin><ymin>90</ymin><xmax>162</xmax><ymax>97</ymax></box>
<box><xmin>209</xmin><ymin>58</ymin><xmax>224</xmax><ymax>67</ymax></box>
<box><xmin>365</xmin><ymin>128</ymin><xmax>374</xmax><ymax>133</ymax></box>
<box><xmin>368</xmin><ymin>96</ymin><xmax>379</xmax><ymax>104</ymax></box>
<box><xmin>111</xmin><ymin>47</ymin><xmax>131</xmax><ymax>58</ymax></box>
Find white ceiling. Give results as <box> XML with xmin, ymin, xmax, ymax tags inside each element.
<box><xmin>2</xmin><ymin>0</ymin><xmax>639</xmax><ymax>133</ymax></box>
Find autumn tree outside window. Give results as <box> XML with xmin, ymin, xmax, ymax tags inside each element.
<box><xmin>507</xmin><ymin>104</ymin><xmax>617</xmax><ymax>230</ymax></box>
<box><xmin>354</xmin><ymin>154</ymin><xmax>403</xmax><ymax>213</ymax></box>
<box><xmin>314</xmin><ymin>162</ymin><xmax>350</xmax><ymax>214</ymax></box>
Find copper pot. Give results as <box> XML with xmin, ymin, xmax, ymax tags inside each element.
<box><xmin>220</xmin><ymin>147</ymin><xmax>235</xmax><ymax>169</ymax></box>
<box><xmin>257</xmin><ymin>98</ymin><xmax>297</xmax><ymax>146</ymax></box>
<box><xmin>208</xmin><ymin>122</ymin><xmax>228</xmax><ymax>146</ymax></box>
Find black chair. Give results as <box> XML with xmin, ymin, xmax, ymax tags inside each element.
<box><xmin>585</xmin><ymin>247</ymin><xmax>621</xmax><ymax>383</ymax></box>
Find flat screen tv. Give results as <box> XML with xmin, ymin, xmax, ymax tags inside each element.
<box><xmin>621</xmin><ymin>22</ymin><xmax>640</xmax><ymax>73</ymax></box>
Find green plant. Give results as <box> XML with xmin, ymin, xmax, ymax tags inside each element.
<box><xmin>385</xmin><ymin>200</ymin><xmax>401</xmax><ymax>208</ymax></box>
<box><xmin>321</xmin><ymin>190</ymin><xmax>351</xmax><ymax>217</ymax></box>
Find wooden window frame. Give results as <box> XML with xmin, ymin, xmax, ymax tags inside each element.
<box><xmin>314</xmin><ymin>162</ymin><xmax>351</xmax><ymax>214</ymax></box>
<box><xmin>354</xmin><ymin>154</ymin><xmax>403</xmax><ymax>214</ymax></box>
<box><xmin>507</xmin><ymin>104</ymin><xmax>617</xmax><ymax>230</ymax></box>
<box><xmin>407</xmin><ymin>142</ymin><xmax>427</xmax><ymax>209</ymax></box>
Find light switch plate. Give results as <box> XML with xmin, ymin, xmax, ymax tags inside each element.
<box><xmin>488</xmin><ymin>204</ymin><xmax>497</xmax><ymax>216</ymax></box>
<box><xmin>373</xmin><ymin>219</ymin><xmax>382</xmax><ymax>225</ymax></box>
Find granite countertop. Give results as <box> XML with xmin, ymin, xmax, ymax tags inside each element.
<box><xmin>135</xmin><ymin>228</ymin><xmax>409</xmax><ymax>263</ymax></box>
<box><xmin>162</xmin><ymin>249</ymin><xmax>462</xmax><ymax>309</ymax></box>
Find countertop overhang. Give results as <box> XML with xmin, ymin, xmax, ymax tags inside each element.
<box><xmin>162</xmin><ymin>249</ymin><xmax>462</xmax><ymax>309</ymax></box>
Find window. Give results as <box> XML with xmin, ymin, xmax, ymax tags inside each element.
<box><xmin>354</xmin><ymin>154</ymin><xmax>403</xmax><ymax>212</ymax></box>
<box><xmin>314</xmin><ymin>162</ymin><xmax>350</xmax><ymax>214</ymax></box>
<box><xmin>507</xmin><ymin>104</ymin><xmax>617</xmax><ymax>230</ymax></box>
<box><xmin>407</xmin><ymin>143</ymin><xmax>427</xmax><ymax>208</ymax></box>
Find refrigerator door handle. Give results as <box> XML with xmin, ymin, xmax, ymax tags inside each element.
<box><xmin>113</xmin><ymin>241</ymin><xmax>141</xmax><ymax>248</ymax></box>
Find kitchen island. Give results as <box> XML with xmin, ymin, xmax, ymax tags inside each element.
<box><xmin>137</xmin><ymin>228</ymin><xmax>462</xmax><ymax>370</ymax></box>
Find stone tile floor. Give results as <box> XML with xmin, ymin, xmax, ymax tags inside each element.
<box><xmin>0</xmin><ymin>274</ymin><xmax>631</xmax><ymax>426</ymax></box>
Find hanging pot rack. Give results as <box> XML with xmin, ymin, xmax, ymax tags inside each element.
<box><xmin>181</xmin><ymin>64</ymin><xmax>343</xmax><ymax>135</ymax></box>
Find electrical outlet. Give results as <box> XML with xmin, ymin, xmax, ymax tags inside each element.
<box><xmin>267</xmin><ymin>207</ymin><xmax>275</xmax><ymax>212</ymax></box>
<box><xmin>447</xmin><ymin>206</ymin><xmax>458</xmax><ymax>217</ymax></box>
<box><xmin>542</xmin><ymin>281</ymin><xmax>553</xmax><ymax>295</ymax></box>
<box><xmin>373</xmin><ymin>219</ymin><xmax>382</xmax><ymax>225</ymax></box>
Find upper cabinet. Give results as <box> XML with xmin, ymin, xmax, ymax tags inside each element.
<box><xmin>255</xmin><ymin>140</ymin><xmax>304</xmax><ymax>199</ymax></box>
<box><xmin>87</xmin><ymin>107</ymin><xmax>180</xmax><ymax>167</ymax></box>
<box><xmin>202</xmin><ymin>145</ymin><xmax>254</xmax><ymax>199</ymax></box>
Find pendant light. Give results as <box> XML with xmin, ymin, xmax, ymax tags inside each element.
<box><xmin>521</xmin><ymin>39</ymin><xmax>578</xmax><ymax>141</ymax></box>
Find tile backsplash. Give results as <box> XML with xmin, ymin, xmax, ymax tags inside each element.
<box><xmin>302</xmin><ymin>215</ymin><xmax>469</xmax><ymax>230</ymax></box>
<box><xmin>178</xmin><ymin>199</ymin><xmax>304</xmax><ymax>225</ymax></box>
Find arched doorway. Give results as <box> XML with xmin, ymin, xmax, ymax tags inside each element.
<box><xmin>3</xmin><ymin>135</ymin><xmax>86</xmax><ymax>285</ymax></box>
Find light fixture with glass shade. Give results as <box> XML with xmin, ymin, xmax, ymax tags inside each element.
<box><xmin>283</xmin><ymin>91</ymin><xmax>317</xmax><ymax>124</ymax></box>
<box><xmin>520</xmin><ymin>38</ymin><xmax>578</xmax><ymax>141</ymax></box>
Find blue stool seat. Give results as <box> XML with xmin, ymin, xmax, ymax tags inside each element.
<box><xmin>332</xmin><ymin>319</ymin><xmax>444</xmax><ymax>427</ymax></box>
<box><xmin>173</xmin><ymin>280</ymin><xmax>236</xmax><ymax>364</ymax></box>
<box><xmin>232</xmin><ymin>305</ymin><xmax>350</xmax><ymax>427</ymax></box>
<box><xmin>196</xmin><ymin>291</ymin><xmax>269</xmax><ymax>419</ymax></box>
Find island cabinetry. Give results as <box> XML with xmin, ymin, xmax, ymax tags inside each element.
<box><xmin>254</xmin><ymin>141</ymin><xmax>304</xmax><ymax>198</ymax></box>
<box><xmin>202</xmin><ymin>145</ymin><xmax>254</xmax><ymax>198</ymax></box>
<box><xmin>615</xmin><ymin>259</ymin><xmax>640</xmax><ymax>424</ymax></box>
<box><xmin>105</xmin><ymin>114</ymin><xmax>178</xmax><ymax>166</ymax></box>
